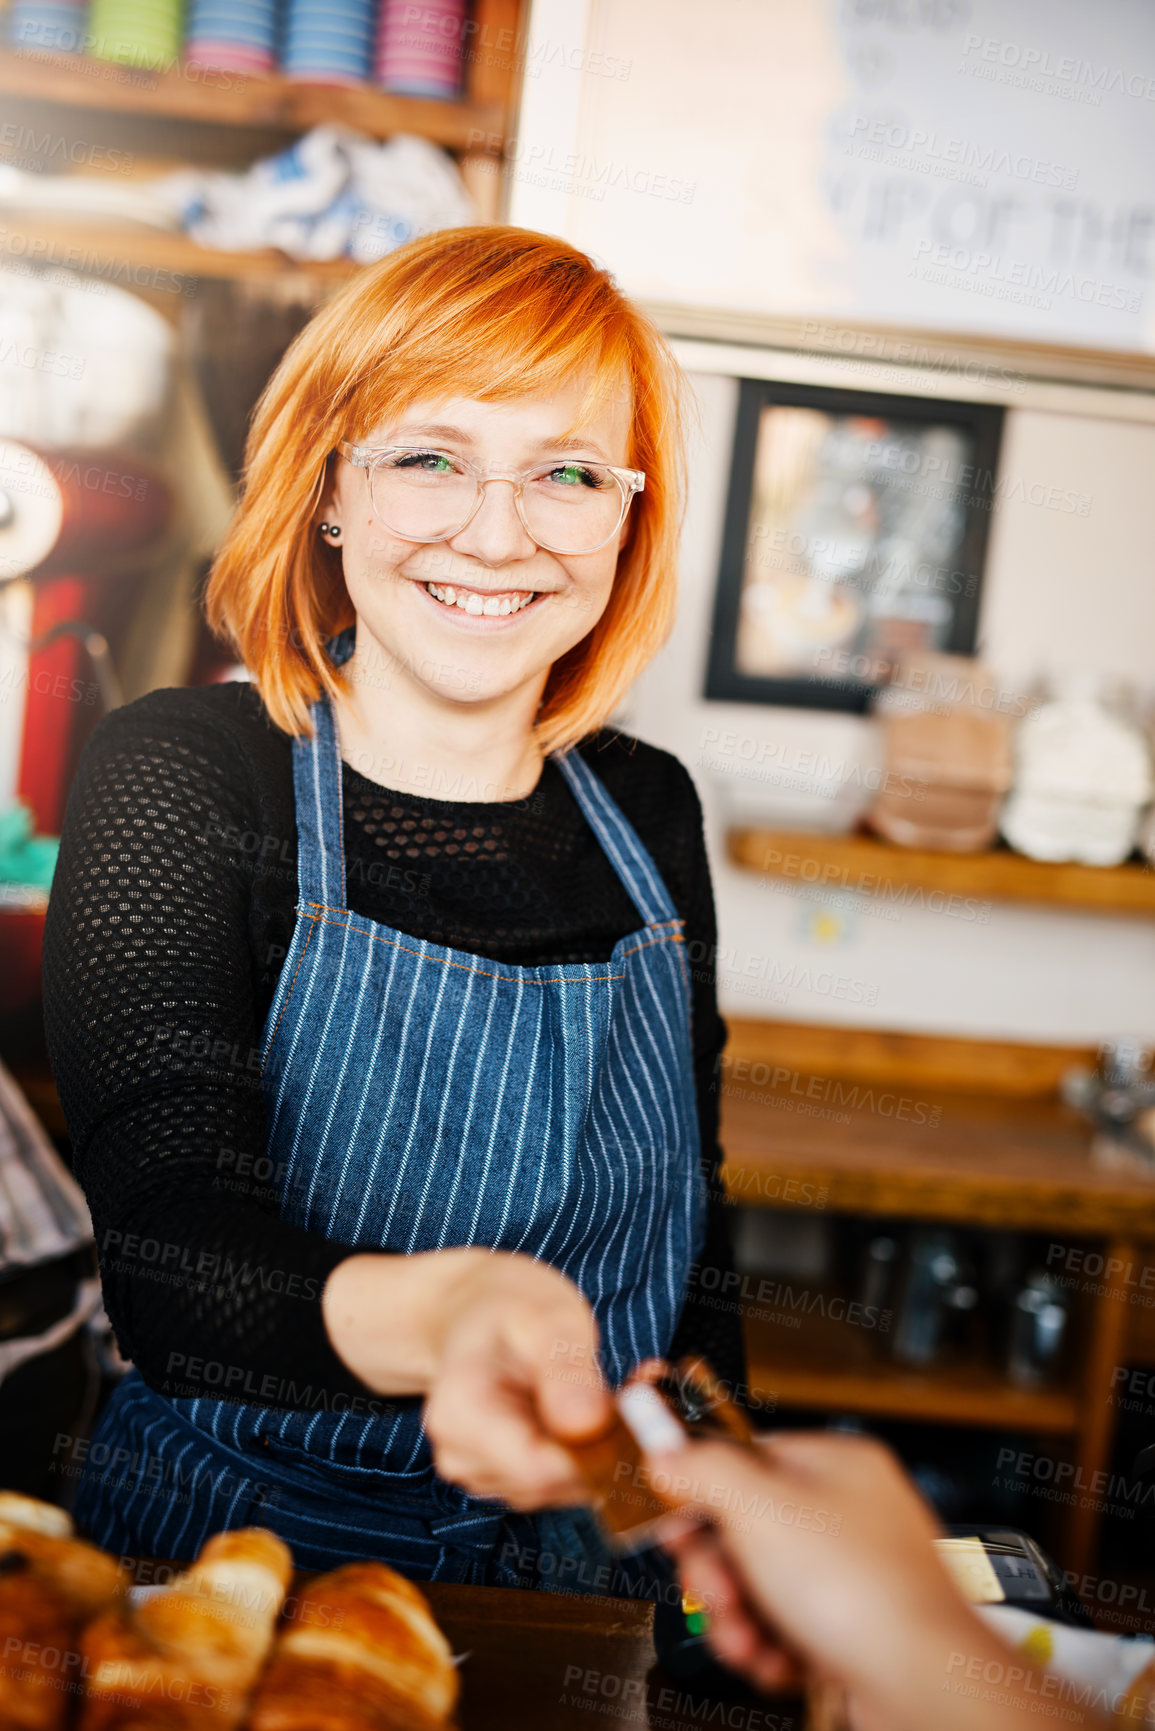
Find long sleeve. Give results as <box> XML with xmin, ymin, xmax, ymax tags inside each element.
<box><xmin>41</xmin><ymin>691</ymin><xmax>374</xmax><ymax>1408</ymax></box>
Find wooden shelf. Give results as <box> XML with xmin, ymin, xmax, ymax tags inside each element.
<box><xmin>728</xmin><ymin>826</ymin><xmax>1155</xmax><ymax>918</ymax></box>
<box><xmin>0</xmin><ymin>48</ymin><xmax>503</xmax><ymax>149</ymax></box>
<box><xmin>1</xmin><ymin>213</ymin><xmax>364</xmax><ymax>288</ymax></box>
<box><xmin>721</xmin><ymin>1086</ymin><xmax>1155</xmax><ymax>1235</ymax></box>
<box><xmin>723</xmin><ymin>1017</ymin><xmax>1098</xmax><ymax>1099</ymax></box>
<box><xmin>745</xmin><ymin>1310</ymin><xmax>1079</xmax><ymax>1432</ymax></box>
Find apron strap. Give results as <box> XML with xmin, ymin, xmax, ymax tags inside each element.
<box><xmin>292</xmin><ymin>627</ymin><xmax>680</xmax><ymax>929</ymax></box>
<box><xmin>552</xmin><ymin>748</ymin><xmax>678</xmax><ymax>928</ymax></box>
<box><xmin>291</xmin><ymin>644</ymin><xmax>351</xmax><ymax>911</ymax></box>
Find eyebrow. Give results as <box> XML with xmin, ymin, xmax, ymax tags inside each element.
<box><xmin>386</xmin><ymin>422</ymin><xmax>614</xmax><ymax>462</ymax></box>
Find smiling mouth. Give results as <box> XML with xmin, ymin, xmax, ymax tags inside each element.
<box><xmin>423</xmin><ymin>580</ymin><xmax>542</xmax><ymax>617</ymax></box>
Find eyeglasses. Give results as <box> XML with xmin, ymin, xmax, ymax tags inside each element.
<box><xmin>338</xmin><ymin>442</ymin><xmax>645</xmax><ymax>556</ymax></box>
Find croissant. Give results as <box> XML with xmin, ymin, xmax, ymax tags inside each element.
<box><xmin>248</xmin><ymin>1562</ymin><xmax>459</xmax><ymax>1731</ymax></box>
<box><xmin>0</xmin><ymin>1495</ymin><xmax>129</xmax><ymax>1731</ymax></box>
<box><xmin>79</xmin><ymin>1527</ymin><xmax>292</xmax><ymax>1730</ymax></box>
<box><xmin>0</xmin><ymin>1496</ymin><xmax>127</xmax><ymax>1625</ymax></box>
<box><xmin>0</xmin><ymin>1565</ymin><xmax>75</xmax><ymax>1731</ymax></box>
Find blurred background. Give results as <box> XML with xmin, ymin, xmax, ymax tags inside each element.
<box><xmin>1</xmin><ymin>0</ymin><xmax>1154</xmax><ymax>1625</ymax></box>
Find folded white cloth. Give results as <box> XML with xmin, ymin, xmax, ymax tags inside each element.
<box><xmin>154</xmin><ymin>125</ymin><xmax>475</xmax><ymax>262</ymax></box>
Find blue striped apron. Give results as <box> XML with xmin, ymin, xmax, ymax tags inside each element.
<box><xmin>76</xmin><ymin>629</ymin><xmax>705</xmax><ymax>1585</ymax></box>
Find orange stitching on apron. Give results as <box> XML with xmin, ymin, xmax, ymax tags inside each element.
<box><xmin>290</xmin><ymin>902</ymin><xmax>684</xmax><ymax>985</ymax></box>
<box><xmin>295</xmin><ymin>909</ymin><xmax>624</xmax><ymax>985</ymax></box>
<box><xmin>620</xmin><ymin>931</ymin><xmax>686</xmax><ymax>959</ymax></box>
<box><xmin>262</xmin><ymin>920</ymin><xmax>317</xmax><ymax>1071</ymax></box>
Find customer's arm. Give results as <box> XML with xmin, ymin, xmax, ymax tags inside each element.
<box><xmin>650</xmin><ymin>1431</ymin><xmax>1111</xmax><ymax>1731</ymax></box>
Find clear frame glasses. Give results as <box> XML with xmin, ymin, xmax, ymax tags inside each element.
<box><xmin>338</xmin><ymin>441</ymin><xmax>645</xmax><ymax>556</ymax></box>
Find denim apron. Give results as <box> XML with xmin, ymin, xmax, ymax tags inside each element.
<box><xmin>77</xmin><ymin>628</ymin><xmax>705</xmax><ymax>1585</ymax></box>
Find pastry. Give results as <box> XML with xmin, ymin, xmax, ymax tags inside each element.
<box><xmin>0</xmin><ymin>1497</ymin><xmax>127</xmax><ymax>1625</ymax></box>
<box><xmin>79</xmin><ymin>1528</ymin><xmax>292</xmax><ymax>1729</ymax></box>
<box><xmin>248</xmin><ymin>1561</ymin><xmax>458</xmax><ymax>1731</ymax></box>
<box><xmin>0</xmin><ymin>1497</ymin><xmax>127</xmax><ymax>1731</ymax></box>
<box><xmin>0</xmin><ymin>1563</ymin><xmax>75</xmax><ymax>1731</ymax></box>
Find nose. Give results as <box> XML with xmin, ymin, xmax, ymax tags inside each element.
<box><xmin>447</xmin><ymin>478</ymin><xmax>537</xmax><ymax>568</ymax></box>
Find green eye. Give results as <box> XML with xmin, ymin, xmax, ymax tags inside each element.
<box><xmin>393</xmin><ymin>451</ymin><xmax>455</xmax><ymax>473</ymax></box>
<box><xmin>553</xmin><ymin>464</ymin><xmax>587</xmax><ymax>486</ymax></box>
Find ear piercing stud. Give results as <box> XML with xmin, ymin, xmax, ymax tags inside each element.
<box><xmin>318</xmin><ymin>522</ymin><xmax>342</xmax><ymax>540</ymax></box>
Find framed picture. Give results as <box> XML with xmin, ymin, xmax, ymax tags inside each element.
<box><xmin>703</xmin><ymin>379</ymin><xmax>1005</xmax><ymax>713</ymax></box>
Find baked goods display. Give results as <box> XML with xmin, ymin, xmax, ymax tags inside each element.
<box><xmin>79</xmin><ymin>1528</ymin><xmax>293</xmax><ymax>1730</ymax></box>
<box><xmin>0</xmin><ymin>1496</ymin><xmax>459</xmax><ymax>1730</ymax></box>
<box><xmin>249</xmin><ymin>1562</ymin><xmax>458</xmax><ymax>1731</ymax></box>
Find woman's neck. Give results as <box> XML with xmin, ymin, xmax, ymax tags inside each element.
<box><xmin>331</xmin><ymin>630</ymin><xmax>547</xmax><ymax>805</ymax></box>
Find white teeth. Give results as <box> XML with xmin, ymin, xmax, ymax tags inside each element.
<box><xmin>424</xmin><ymin>582</ymin><xmax>537</xmax><ymax>615</ymax></box>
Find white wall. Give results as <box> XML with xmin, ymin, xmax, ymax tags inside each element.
<box><xmin>514</xmin><ymin>0</ymin><xmax>1155</xmax><ymax>350</ymax></box>
<box><xmin>624</xmin><ymin>371</ymin><xmax>1155</xmax><ymax>1046</ymax></box>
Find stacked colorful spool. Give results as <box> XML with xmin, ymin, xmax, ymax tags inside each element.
<box><xmin>4</xmin><ymin>0</ymin><xmax>476</xmax><ymax>93</ymax></box>
<box><xmin>282</xmin><ymin>0</ymin><xmax>375</xmax><ymax>83</ymax></box>
<box><xmin>88</xmin><ymin>0</ymin><xmax>184</xmax><ymax>67</ymax></box>
<box><xmin>185</xmin><ymin>0</ymin><xmax>277</xmax><ymax>73</ymax></box>
<box><xmin>8</xmin><ymin>0</ymin><xmax>87</xmax><ymax>52</ymax></box>
<box><xmin>376</xmin><ymin>0</ymin><xmax>464</xmax><ymax>98</ymax></box>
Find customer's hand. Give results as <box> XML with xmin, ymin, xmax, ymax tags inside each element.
<box><xmin>652</xmin><ymin>1432</ymin><xmax>954</xmax><ymax>1691</ymax></box>
<box><xmin>324</xmin><ymin>1248</ymin><xmax>610</xmax><ymax>1508</ymax></box>
<box><xmin>650</xmin><ymin>1432</ymin><xmax>1109</xmax><ymax>1731</ymax></box>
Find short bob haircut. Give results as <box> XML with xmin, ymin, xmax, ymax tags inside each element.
<box><xmin>205</xmin><ymin>225</ymin><xmax>690</xmax><ymax>756</ymax></box>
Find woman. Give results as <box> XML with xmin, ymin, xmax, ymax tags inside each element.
<box><xmin>42</xmin><ymin>227</ymin><xmax>744</xmax><ymax>1585</ymax></box>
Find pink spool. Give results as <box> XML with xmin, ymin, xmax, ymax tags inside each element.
<box><xmin>376</xmin><ymin>0</ymin><xmax>465</xmax><ymax>98</ymax></box>
<box><xmin>185</xmin><ymin>39</ymin><xmax>276</xmax><ymax>73</ymax></box>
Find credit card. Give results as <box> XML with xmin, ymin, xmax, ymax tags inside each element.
<box><xmin>567</xmin><ymin>1382</ymin><xmax>689</xmax><ymax>1553</ymax></box>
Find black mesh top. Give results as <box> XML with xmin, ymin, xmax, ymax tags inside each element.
<box><xmin>41</xmin><ymin>677</ymin><xmax>744</xmax><ymax>1410</ymax></box>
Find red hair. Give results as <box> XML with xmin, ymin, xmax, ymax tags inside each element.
<box><xmin>204</xmin><ymin>225</ymin><xmax>690</xmax><ymax>754</ymax></box>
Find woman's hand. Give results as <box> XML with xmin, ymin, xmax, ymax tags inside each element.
<box><xmin>323</xmin><ymin>1248</ymin><xmax>611</xmax><ymax>1509</ymax></box>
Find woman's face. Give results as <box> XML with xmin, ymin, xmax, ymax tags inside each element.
<box><xmin>323</xmin><ymin>377</ymin><xmax>633</xmax><ymax>711</ymax></box>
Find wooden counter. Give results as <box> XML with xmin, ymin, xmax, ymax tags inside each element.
<box><xmin>425</xmin><ymin>1582</ymin><xmax>804</xmax><ymax>1731</ymax></box>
